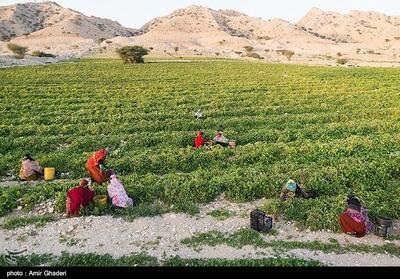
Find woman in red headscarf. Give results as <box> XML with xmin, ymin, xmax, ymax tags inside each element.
<box><xmin>66</xmin><ymin>179</ymin><xmax>95</xmax><ymax>216</ymax></box>
<box><xmin>86</xmin><ymin>148</ymin><xmax>109</xmax><ymax>185</ymax></box>
<box><xmin>194</xmin><ymin>131</ymin><xmax>205</xmax><ymax>149</ymax></box>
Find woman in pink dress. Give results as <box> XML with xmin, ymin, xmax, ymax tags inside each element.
<box><xmin>107</xmin><ymin>170</ymin><xmax>136</xmax><ymax>209</ymax></box>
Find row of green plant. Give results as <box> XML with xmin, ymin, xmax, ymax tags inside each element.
<box><xmin>0</xmin><ymin>251</ymin><xmax>323</xmax><ymax>267</ymax></box>
<box><xmin>1</xmin><ymin>215</ymin><xmax>57</xmax><ymax>230</ymax></box>
<box><xmin>2</xmin><ymin>59</ymin><xmax>400</xmax><ymax>230</ymax></box>
<box><xmin>181</xmin><ymin>228</ymin><xmax>400</xmax><ymax>257</ymax></box>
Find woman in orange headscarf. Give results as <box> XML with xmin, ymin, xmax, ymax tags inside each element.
<box><xmin>86</xmin><ymin>148</ymin><xmax>109</xmax><ymax>185</ymax></box>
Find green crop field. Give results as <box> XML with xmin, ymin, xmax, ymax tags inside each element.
<box><xmin>1</xmin><ymin>59</ymin><xmax>400</xmax><ymax>231</ymax></box>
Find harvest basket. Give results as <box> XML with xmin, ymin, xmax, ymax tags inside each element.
<box><xmin>44</xmin><ymin>168</ymin><xmax>55</xmax><ymax>181</ymax></box>
<box><xmin>93</xmin><ymin>195</ymin><xmax>108</xmax><ymax>207</ymax></box>
<box><xmin>375</xmin><ymin>216</ymin><xmax>393</xmax><ymax>237</ymax></box>
<box><xmin>250</xmin><ymin>209</ymin><xmax>273</xmax><ymax>233</ymax></box>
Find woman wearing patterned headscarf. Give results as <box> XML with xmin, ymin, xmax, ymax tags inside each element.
<box><xmin>19</xmin><ymin>154</ymin><xmax>43</xmax><ymax>181</ymax></box>
<box><xmin>86</xmin><ymin>148</ymin><xmax>110</xmax><ymax>185</ymax></box>
<box><xmin>280</xmin><ymin>179</ymin><xmax>314</xmax><ymax>201</ymax></box>
<box><xmin>339</xmin><ymin>195</ymin><xmax>373</xmax><ymax>237</ymax></box>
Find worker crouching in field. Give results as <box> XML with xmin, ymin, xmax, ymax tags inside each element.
<box><xmin>19</xmin><ymin>154</ymin><xmax>44</xmax><ymax>181</ymax></box>
<box><xmin>194</xmin><ymin>131</ymin><xmax>215</xmax><ymax>150</ymax></box>
<box><xmin>86</xmin><ymin>148</ymin><xmax>110</xmax><ymax>185</ymax></box>
<box><xmin>213</xmin><ymin>131</ymin><xmax>230</xmax><ymax>147</ymax></box>
<box><xmin>66</xmin><ymin>179</ymin><xmax>95</xmax><ymax>216</ymax></box>
<box><xmin>339</xmin><ymin>195</ymin><xmax>373</xmax><ymax>237</ymax></box>
<box><xmin>280</xmin><ymin>179</ymin><xmax>316</xmax><ymax>201</ymax></box>
<box><xmin>194</xmin><ymin>109</ymin><xmax>204</xmax><ymax>120</ymax></box>
<box><xmin>213</xmin><ymin>131</ymin><xmax>237</xmax><ymax>149</ymax></box>
<box><xmin>194</xmin><ymin>131</ymin><xmax>205</xmax><ymax>149</ymax></box>
<box><xmin>107</xmin><ymin>170</ymin><xmax>136</xmax><ymax>209</ymax></box>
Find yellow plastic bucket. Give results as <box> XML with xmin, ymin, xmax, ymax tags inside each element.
<box><xmin>44</xmin><ymin>168</ymin><xmax>55</xmax><ymax>181</ymax></box>
<box><xmin>94</xmin><ymin>195</ymin><xmax>108</xmax><ymax>207</ymax></box>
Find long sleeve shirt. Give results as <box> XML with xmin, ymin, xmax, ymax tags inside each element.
<box><xmin>213</xmin><ymin>135</ymin><xmax>229</xmax><ymax>144</ymax></box>
<box><xmin>86</xmin><ymin>149</ymin><xmax>107</xmax><ymax>168</ymax></box>
<box><xmin>107</xmin><ymin>175</ymin><xmax>133</xmax><ymax>208</ymax></box>
<box><xmin>20</xmin><ymin>160</ymin><xmax>43</xmax><ymax>177</ymax></box>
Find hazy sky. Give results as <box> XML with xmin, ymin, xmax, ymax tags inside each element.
<box><xmin>1</xmin><ymin>0</ymin><xmax>400</xmax><ymax>28</ymax></box>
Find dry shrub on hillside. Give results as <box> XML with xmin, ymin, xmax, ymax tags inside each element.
<box><xmin>7</xmin><ymin>43</ymin><xmax>28</xmax><ymax>59</ymax></box>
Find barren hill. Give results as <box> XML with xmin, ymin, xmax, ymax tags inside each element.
<box><xmin>298</xmin><ymin>7</ymin><xmax>400</xmax><ymax>44</ymax></box>
<box><xmin>0</xmin><ymin>1</ymin><xmax>132</xmax><ymax>41</ymax></box>
<box><xmin>1</xmin><ymin>2</ymin><xmax>400</xmax><ymax>66</ymax></box>
<box><xmin>110</xmin><ymin>5</ymin><xmax>327</xmax><ymax>61</ymax></box>
<box><xmin>0</xmin><ymin>1</ymin><xmax>132</xmax><ymax>57</ymax></box>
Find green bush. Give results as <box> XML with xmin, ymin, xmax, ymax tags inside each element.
<box><xmin>54</xmin><ymin>192</ymin><xmax>67</xmax><ymax>213</ymax></box>
<box><xmin>116</xmin><ymin>46</ymin><xmax>149</xmax><ymax>63</ymax></box>
<box><xmin>273</xmin><ymin>196</ymin><xmax>346</xmax><ymax>231</ymax></box>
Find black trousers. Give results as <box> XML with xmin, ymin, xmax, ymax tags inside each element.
<box><xmin>215</xmin><ymin>142</ymin><xmax>229</xmax><ymax>147</ymax></box>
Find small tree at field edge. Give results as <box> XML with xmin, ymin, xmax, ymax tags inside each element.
<box><xmin>116</xmin><ymin>46</ymin><xmax>149</xmax><ymax>63</ymax></box>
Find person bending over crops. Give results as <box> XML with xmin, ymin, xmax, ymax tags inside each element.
<box><xmin>66</xmin><ymin>179</ymin><xmax>95</xmax><ymax>216</ymax></box>
<box><xmin>213</xmin><ymin>131</ymin><xmax>230</xmax><ymax>147</ymax></box>
<box><xmin>194</xmin><ymin>109</ymin><xmax>204</xmax><ymax>120</ymax></box>
<box><xmin>19</xmin><ymin>154</ymin><xmax>44</xmax><ymax>181</ymax></box>
<box><xmin>194</xmin><ymin>131</ymin><xmax>205</xmax><ymax>149</ymax></box>
<box><xmin>339</xmin><ymin>195</ymin><xmax>373</xmax><ymax>237</ymax></box>
<box><xmin>280</xmin><ymin>179</ymin><xmax>316</xmax><ymax>201</ymax></box>
<box><xmin>86</xmin><ymin>148</ymin><xmax>110</xmax><ymax>185</ymax></box>
<box><xmin>107</xmin><ymin>170</ymin><xmax>136</xmax><ymax>209</ymax></box>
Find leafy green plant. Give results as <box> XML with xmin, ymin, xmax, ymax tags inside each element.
<box><xmin>0</xmin><ymin>252</ymin><xmax>322</xmax><ymax>267</ymax></box>
<box><xmin>207</xmin><ymin>208</ymin><xmax>235</xmax><ymax>221</ymax></box>
<box><xmin>1</xmin><ymin>216</ymin><xmax>57</xmax><ymax>230</ymax></box>
<box><xmin>182</xmin><ymin>229</ymin><xmax>400</xmax><ymax>257</ymax></box>
<box><xmin>164</xmin><ymin>256</ymin><xmax>323</xmax><ymax>267</ymax></box>
<box><xmin>111</xmin><ymin>201</ymin><xmax>168</xmax><ymax>221</ymax></box>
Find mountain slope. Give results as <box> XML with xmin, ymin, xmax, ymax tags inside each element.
<box><xmin>298</xmin><ymin>7</ymin><xmax>400</xmax><ymax>43</ymax></box>
<box><xmin>0</xmin><ymin>1</ymin><xmax>132</xmax><ymax>41</ymax></box>
<box><xmin>1</xmin><ymin>3</ymin><xmax>400</xmax><ymax>66</ymax></box>
<box><xmin>110</xmin><ymin>5</ymin><xmax>326</xmax><ymax>60</ymax></box>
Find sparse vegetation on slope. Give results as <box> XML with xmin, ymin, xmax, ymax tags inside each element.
<box><xmin>31</xmin><ymin>51</ymin><xmax>56</xmax><ymax>58</ymax></box>
<box><xmin>7</xmin><ymin>43</ymin><xmax>28</xmax><ymax>59</ymax></box>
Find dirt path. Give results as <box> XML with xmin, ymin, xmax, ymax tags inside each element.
<box><xmin>0</xmin><ymin>196</ymin><xmax>399</xmax><ymax>266</ymax></box>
